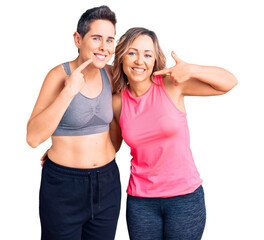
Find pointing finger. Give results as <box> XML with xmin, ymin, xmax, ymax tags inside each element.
<box><xmin>153</xmin><ymin>68</ymin><xmax>171</xmax><ymax>76</ymax></box>
<box><xmin>171</xmin><ymin>51</ymin><xmax>181</xmax><ymax>63</ymax></box>
<box><xmin>76</xmin><ymin>59</ymin><xmax>93</xmax><ymax>72</ymax></box>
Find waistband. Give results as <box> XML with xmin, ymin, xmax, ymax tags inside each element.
<box><xmin>44</xmin><ymin>157</ymin><xmax>117</xmax><ymax>177</ymax></box>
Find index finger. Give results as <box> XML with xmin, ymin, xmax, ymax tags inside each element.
<box><xmin>76</xmin><ymin>59</ymin><xmax>93</xmax><ymax>72</ymax></box>
<box><xmin>153</xmin><ymin>68</ymin><xmax>171</xmax><ymax>76</ymax></box>
<box><xmin>171</xmin><ymin>51</ymin><xmax>181</xmax><ymax>63</ymax></box>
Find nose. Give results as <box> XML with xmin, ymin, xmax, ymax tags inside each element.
<box><xmin>99</xmin><ymin>40</ymin><xmax>106</xmax><ymax>51</ymax></box>
<box><xmin>135</xmin><ymin>53</ymin><xmax>144</xmax><ymax>65</ymax></box>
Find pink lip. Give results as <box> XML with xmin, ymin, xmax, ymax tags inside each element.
<box><xmin>132</xmin><ymin>67</ymin><xmax>146</xmax><ymax>73</ymax></box>
<box><xmin>94</xmin><ymin>53</ymin><xmax>107</xmax><ymax>61</ymax></box>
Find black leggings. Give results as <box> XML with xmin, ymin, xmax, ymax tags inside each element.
<box><xmin>127</xmin><ymin>186</ymin><xmax>206</xmax><ymax>240</ymax></box>
<box><xmin>40</xmin><ymin>157</ymin><xmax>121</xmax><ymax>240</ymax></box>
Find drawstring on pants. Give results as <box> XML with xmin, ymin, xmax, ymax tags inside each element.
<box><xmin>88</xmin><ymin>171</ymin><xmax>101</xmax><ymax>220</ymax></box>
<box><xmin>88</xmin><ymin>173</ymin><xmax>94</xmax><ymax>220</ymax></box>
<box><xmin>97</xmin><ymin>171</ymin><xmax>101</xmax><ymax>209</ymax></box>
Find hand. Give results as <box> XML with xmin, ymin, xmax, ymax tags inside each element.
<box><xmin>40</xmin><ymin>149</ymin><xmax>49</xmax><ymax>167</ymax></box>
<box><xmin>64</xmin><ymin>59</ymin><xmax>93</xmax><ymax>96</ymax></box>
<box><xmin>153</xmin><ymin>51</ymin><xmax>193</xmax><ymax>84</ymax></box>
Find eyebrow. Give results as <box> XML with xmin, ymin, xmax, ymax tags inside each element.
<box><xmin>90</xmin><ymin>34</ymin><xmax>115</xmax><ymax>40</ymax></box>
<box><xmin>129</xmin><ymin>48</ymin><xmax>154</xmax><ymax>53</ymax></box>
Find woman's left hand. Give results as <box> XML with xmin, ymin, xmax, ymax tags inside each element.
<box><xmin>153</xmin><ymin>51</ymin><xmax>193</xmax><ymax>84</ymax></box>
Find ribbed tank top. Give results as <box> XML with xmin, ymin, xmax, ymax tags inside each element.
<box><xmin>52</xmin><ymin>62</ymin><xmax>113</xmax><ymax>136</ymax></box>
<box><xmin>120</xmin><ymin>76</ymin><xmax>202</xmax><ymax>198</ymax></box>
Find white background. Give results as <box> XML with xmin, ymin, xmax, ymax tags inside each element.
<box><xmin>1</xmin><ymin>0</ymin><xmax>264</xmax><ymax>239</ymax></box>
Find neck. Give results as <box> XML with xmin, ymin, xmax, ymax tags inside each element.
<box><xmin>128</xmin><ymin>78</ymin><xmax>152</xmax><ymax>97</ymax></box>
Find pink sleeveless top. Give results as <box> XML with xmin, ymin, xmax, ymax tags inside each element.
<box><xmin>120</xmin><ymin>76</ymin><xmax>202</xmax><ymax>198</ymax></box>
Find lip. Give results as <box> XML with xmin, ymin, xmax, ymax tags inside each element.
<box><xmin>131</xmin><ymin>67</ymin><xmax>146</xmax><ymax>73</ymax></box>
<box><xmin>94</xmin><ymin>53</ymin><xmax>107</xmax><ymax>61</ymax></box>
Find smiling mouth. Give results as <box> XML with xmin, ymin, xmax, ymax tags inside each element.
<box><xmin>132</xmin><ymin>67</ymin><xmax>146</xmax><ymax>73</ymax></box>
<box><xmin>94</xmin><ymin>53</ymin><xmax>107</xmax><ymax>61</ymax></box>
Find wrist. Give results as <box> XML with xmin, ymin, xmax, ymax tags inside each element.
<box><xmin>188</xmin><ymin>63</ymin><xmax>201</xmax><ymax>79</ymax></box>
<box><xmin>61</xmin><ymin>85</ymin><xmax>76</xmax><ymax>100</ymax></box>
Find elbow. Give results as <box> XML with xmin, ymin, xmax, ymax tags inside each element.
<box><xmin>111</xmin><ymin>138</ymin><xmax>122</xmax><ymax>153</ymax></box>
<box><xmin>113</xmin><ymin>141</ymin><xmax>122</xmax><ymax>153</ymax></box>
<box><xmin>229</xmin><ymin>69</ymin><xmax>238</xmax><ymax>86</ymax></box>
<box><xmin>222</xmin><ymin>75</ymin><xmax>238</xmax><ymax>93</ymax></box>
<box><xmin>228</xmin><ymin>76</ymin><xmax>238</xmax><ymax>92</ymax></box>
<box><xmin>231</xmin><ymin>74</ymin><xmax>238</xmax><ymax>88</ymax></box>
<box><xmin>26</xmin><ymin>124</ymin><xmax>41</xmax><ymax>148</ymax></box>
<box><xmin>115</xmin><ymin>143</ymin><xmax>122</xmax><ymax>153</ymax></box>
<box><xmin>26</xmin><ymin>133</ymin><xmax>40</xmax><ymax>148</ymax></box>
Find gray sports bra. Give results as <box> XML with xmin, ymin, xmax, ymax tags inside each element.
<box><xmin>52</xmin><ymin>62</ymin><xmax>113</xmax><ymax>136</ymax></box>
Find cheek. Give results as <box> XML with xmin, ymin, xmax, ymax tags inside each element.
<box><xmin>81</xmin><ymin>42</ymin><xmax>93</xmax><ymax>52</ymax></box>
<box><xmin>108</xmin><ymin>44</ymin><xmax>115</xmax><ymax>54</ymax></box>
<box><xmin>122</xmin><ymin>58</ymin><xmax>130</xmax><ymax>69</ymax></box>
<box><xmin>122</xmin><ymin>63</ymin><xmax>129</xmax><ymax>75</ymax></box>
<box><xmin>147</xmin><ymin>60</ymin><xmax>155</xmax><ymax>71</ymax></box>
<box><xmin>122</xmin><ymin>60</ymin><xmax>131</xmax><ymax>75</ymax></box>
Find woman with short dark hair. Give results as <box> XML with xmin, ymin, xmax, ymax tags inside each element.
<box><xmin>27</xmin><ymin>6</ymin><xmax>121</xmax><ymax>240</ymax></box>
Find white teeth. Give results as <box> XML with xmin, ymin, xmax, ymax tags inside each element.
<box><xmin>95</xmin><ymin>54</ymin><xmax>106</xmax><ymax>60</ymax></box>
<box><xmin>133</xmin><ymin>68</ymin><xmax>145</xmax><ymax>72</ymax></box>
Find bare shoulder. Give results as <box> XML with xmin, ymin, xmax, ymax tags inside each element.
<box><xmin>161</xmin><ymin>75</ymin><xmax>186</xmax><ymax>112</ymax></box>
<box><xmin>45</xmin><ymin>64</ymin><xmax>66</xmax><ymax>83</ymax></box>
<box><xmin>40</xmin><ymin>64</ymin><xmax>67</xmax><ymax>94</ymax></box>
<box><xmin>28</xmin><ymin>64</ymin><xmax>67</xmax><ymax>120</ymax></box>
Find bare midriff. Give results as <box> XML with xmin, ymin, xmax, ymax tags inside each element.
<box><xmin>48</xmin><ymin>130</ymin><xmax>115</xmax><ymax>168</ymax></box>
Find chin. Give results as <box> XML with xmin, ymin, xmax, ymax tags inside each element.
<box><xmin>92</xmin><ymin>60</ymin><xmax>108</xmax><ymax>69</ymax></box>
<box><xmin>130</xmin><ymin>77</ymin><xmax>146</xmax><ymax>82</ymax></box>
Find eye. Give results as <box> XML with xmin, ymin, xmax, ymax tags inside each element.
<box><xmin>107</xmin><ymin>39</ymin><xmax>113</xmax><ymax>43</ymax></box>
<box><xmin>93</xmin><ymin>37</ymin><xmax>100</xmax><ymax>41</ymax></box>
<box><xmin>145</xmin><ymin>54</ymin><xmax>152</xmax><ymax>58</ymax></box>
<box><xmin>128</xmin><ymin>52</ymin><xmax>136</xmax><ymax>56</ymax></box>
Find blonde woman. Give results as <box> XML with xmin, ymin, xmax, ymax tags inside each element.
<box><xmin>111</xmin><ymin>27</ymin><xmax>237</xmax><ymax>239</ymax></box>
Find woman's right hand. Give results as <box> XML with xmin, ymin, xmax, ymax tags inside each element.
<box><xmin>64</xmin><ymin>59</ymin><xmax>93</xmax><ymax>96</ymax></box>
<box><xmin>40</xmin><ymin>149</ymin><xmax>49</xmax><ymax>167</ymax></box>
<box><xmin>26</xmin><ymin>59</ymin><xmax>93</xmax><ymax>148</ymax></box>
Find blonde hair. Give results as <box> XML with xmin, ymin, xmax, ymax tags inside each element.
<box><xmin>113</xmin><ymin>27</ymin><xmax>166</xmax><ymax>94</ymax></box>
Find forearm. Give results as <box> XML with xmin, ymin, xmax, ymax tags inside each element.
<box><xmin>27</xmin><ymin>87</ymin><xmax>74</xmax><ymax>148</ymax></box>
<box><xmin>190</xmin><ymin>64</ymin><xmax>238</xmax><ymax>92</ymax></box>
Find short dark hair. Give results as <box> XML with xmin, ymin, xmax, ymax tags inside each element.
<box><xmin>77</xmin><ymin>5</ymin><xmax>117</xmax><ymax>38</ymax></box>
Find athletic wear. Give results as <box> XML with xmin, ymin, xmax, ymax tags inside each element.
<box><xmin>119</xmin><ymin>76</ymin><xmax>202</xmax><ymax>198</ymax></box>
<box><xmin>52</xmin><ymin>62</ymin><xmax>113</xmax><ymax>136</ymax></box>
<box><xmin>40</xmin><ymin>157</ymin><xmax>121</xmax><ymax>240</ymax></box>
<box><xmin>126</xmin><ymin>186</ymin><xmax>206</xmax><ymax>240</ymax></box>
